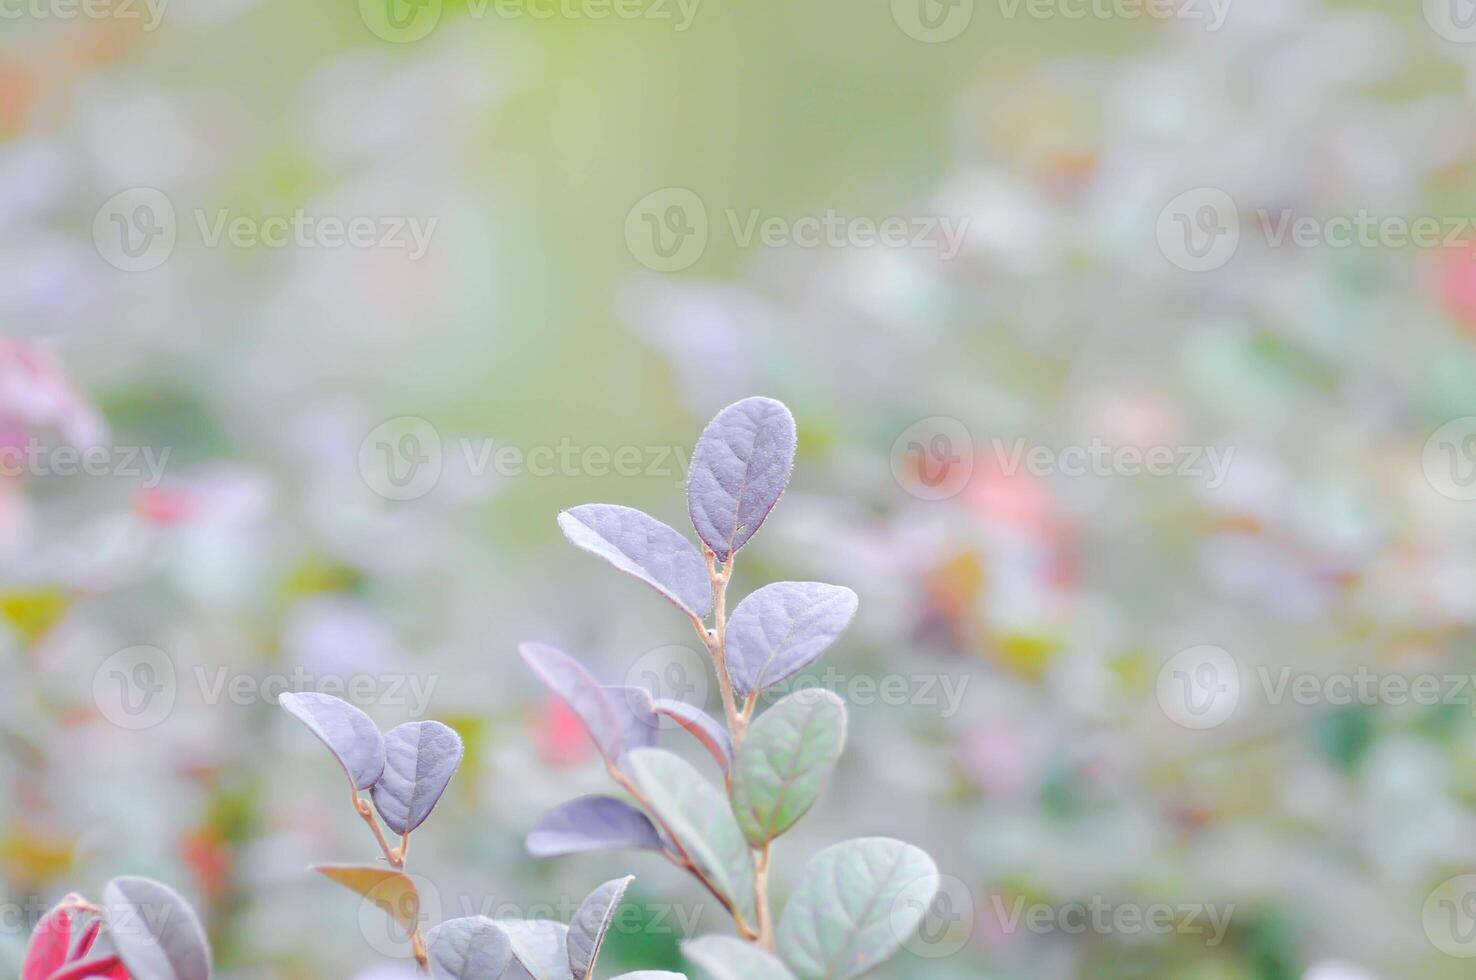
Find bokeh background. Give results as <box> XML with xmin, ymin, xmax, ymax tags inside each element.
<box><xmin>6</xmin><ymin>0</ymin><xmax>1476</xmax><ymax>976</ymax></box>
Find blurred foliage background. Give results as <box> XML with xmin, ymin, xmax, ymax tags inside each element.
<box><xmin>5</xmin><ymin>0</ymin><xmax>1476</xmax><ymax>976</ymax></box>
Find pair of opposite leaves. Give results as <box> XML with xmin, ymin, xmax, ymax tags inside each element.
<box><xmin>279</xmin><ymin>690</ymin><xmax>464</xmax><ymax>835</ymax></box>
<box><xmin>23</xmin><ymin>878</ymin><xmax>211</xmax><ymax>980</ymax></box>
<box><xmin>558</xmin><ymin>396</ymin><xmax>859</xmax><ymax>700</ymax></box>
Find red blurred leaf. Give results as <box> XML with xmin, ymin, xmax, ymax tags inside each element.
<box><xmin>22</xmin><ymin>902</ymin><xmax>73</xmax><ymax>980</ymax></box>
<box><xmin>72</xmin><ymin>917</ymin><xmax>102</xmax><ymax>959</ymax></box>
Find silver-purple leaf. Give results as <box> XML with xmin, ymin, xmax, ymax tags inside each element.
<box><xmin>371</xmin><ymin>720</ymin><xmax>464</xmax><ymax>835</ymax></box>
<box><xmin>652</xmin><ymin>699</ymin><xmax>732</xmax><ymax>772</ymax></box>
<box><xmin>568</xmin><ymin>875</ymin><xmax>633</xmax><ymax>980</ymax></box>
<box><xmin>558</xmin><ymin>504</ymin><xmax>713</xmax><ymax>618</ymax></box>
<box><xmin>687</xmin><ymin>397</ymin><xmax>796</xmax><ymax>562</ymax></box>
<box><xmin>724</xmin><ymin>582</ymin><xmax>859</xmax><ymax>699</ymax></box>
<box><xmin>526</xmin><ymin>796</ymin><xmax>666</xmax><ymax>857</ymax></box>
<box><xmin>520</xmin><ymin>643</ymin><xmax>628</xmax><ymax>764</ymax></box>
<box><xmin>496</xmin><ymin>919</ymin><xmax>572</xmax><ymax>980</ymax></box>
<box><xmin>101</xmin><ymin>876</ymin><xmax>211</xmax><ymax>980</ymax></box>
<box><xmin>426</xmin><ymin>916</ymin><xmax>513</xmax><ymax>980</ymax></box>
<box><xmin>279</xmin><ymin>691</ymin><xmax>386</xmax><ymax>790</ymax></box>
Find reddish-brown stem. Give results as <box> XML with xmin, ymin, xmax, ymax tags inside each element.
<box><xmin>700</xmin><ymin>549</ymin><xmax>746</xmax><ymax>744</ymax></box>
<box><xmin>351</xmin><ymin>780</ymin><xmax>402</xmax><ymax>869</ymax></box>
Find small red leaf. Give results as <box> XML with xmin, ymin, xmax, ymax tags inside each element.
<box><xmin>70</xmin><ymin>917</ymin><xmax>102</xmax><ymax>960</ymax></box>
<box><xmin>23</xmin><ymin>903</ymin><xmax>74</xmax><ymax>980</ymax></box>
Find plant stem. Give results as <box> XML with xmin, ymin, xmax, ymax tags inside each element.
<box><xmin>702</xmin><ymin>549</ymin><xmax>745</xmax><ymax>744</ymax></box>
<box><xmin>411</xmin><ymin>928</ymin><xmax>429</xmax><ymax>971</ymax></box>
<box><xmin>351</xmin><ymin>781</ymin><xmax>402</xmax><ymax>868</ymax></box>
<box><xmin>696</xmin><ymin>550</ymin><xmax>778</xmax><ymax>950</ymax></box>
<box><xmin>754</xmin><ymin>843</ymin><xmax>775</xmax><ymax>950</ymax></box>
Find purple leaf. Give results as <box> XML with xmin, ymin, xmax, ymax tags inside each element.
<box><xmin>371</xmin><ymin>720</ymin><xmax>464</xmax><ymax>835</ymax></box>
<box><xmin>520</xmin><ymin>643</ymin><xmax>630</xmax><ymax>765</ymax></box>
<box><xmin>101</xmin><ymin>876</ymin><xmax>212</xmax><ymax>980</ymax></box>
<box><xmin>568</xmin><ymin>875</ymin><xmax>633</xmax><ymax>980</ymax></box>
<box><xmin>526</xmin><ymin>796</ymin><xmax>666</xmax><ymax>857</ymax></box>
<box><xmin>724</xmin><ymin>582</ymin><xmax>859</xmax><ymax>699</ymax></box>
<box><xmin>496</xmin><ymin>919</ymin><xmax>572</xmax><ymax>980</ymax></box>
<box><xmin>687</xmin><ymin>397</ymin><xmax>796</xmax><ymax>562</ymax></box>
<box><xmin>652</xmin><ymin>699</ymin><xmax>732</xmax><ymax>772</ymax></box>
<box><xmin>279</xmin><ymin>691</ymin><xmax>386</xmax><ymax>790</ymax></box>
<box><xmin>559</xmin><ymin>504</ymin><xmax>713</xmax><ymax>619</ymax></box>
<box><xmin>425</xmin><ymin>916</ymin><xmax>513</xmax><ymax>980</ymax></box>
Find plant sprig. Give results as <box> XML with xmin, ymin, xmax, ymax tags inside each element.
<box><xmin>526</xmin><ymin>396</ymin><xmax>941</xmax><ymax>979</ymax></box>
